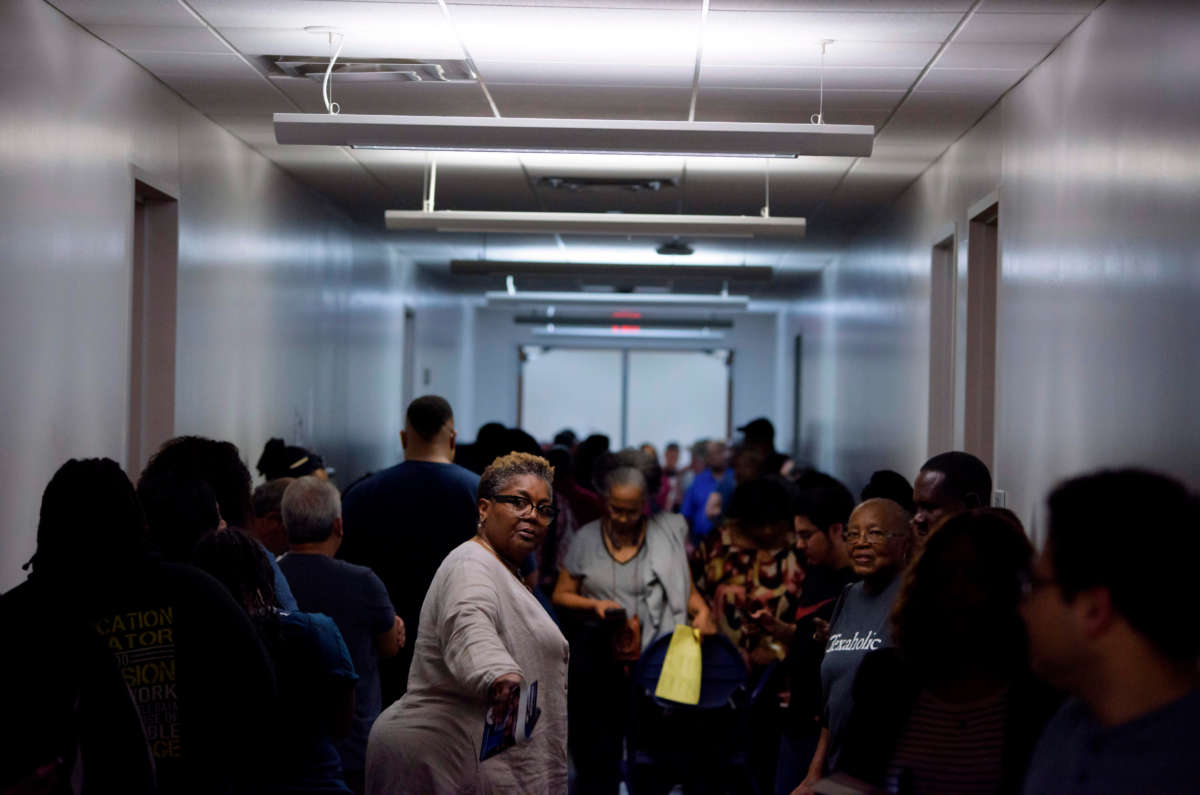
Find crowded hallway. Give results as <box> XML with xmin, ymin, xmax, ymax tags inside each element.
<box><xmin>3</xmin><ymin>0</ymin><xmax>1200</xmax><ymax>792</ymax></box>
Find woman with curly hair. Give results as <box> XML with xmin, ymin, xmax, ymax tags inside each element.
<box><xmin>831</xmin><ymin>509</ymin><xmax>1060</xmax><ymax>794</ymax></box>
<box><xmin>367</xmin><ymin>452</ymin><xmax>569</xmax><ymax>794</ymax></box>
<box><xmin>192</xmin><ymin>526</ymin><xmax>359</xmax><ymax>794</ymax></box>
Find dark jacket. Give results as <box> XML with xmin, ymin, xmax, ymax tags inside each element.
<box><xmin>784</xmin><ymin>568</ymin><xmax>857</xmax><ymax>735</ymax></box>
<box><xmin>835</xmin><ymin>647</ymin><xmax>1061</xmax><ymax>794</ymax></box>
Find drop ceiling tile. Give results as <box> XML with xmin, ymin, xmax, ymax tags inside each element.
<box><xmin>956</xmin><ymin>11</ymin><xmax>1086</xmax><ymax>43</ymax></box>
<box><xmin>535</xmin><ymin>191</ymin><xmax>686</xmax><ymax>215</ymax></box>
<box><xmin>936</xmin><ymin>41</ymin><xmax>1055</xmax><ymax>69</ymax></box>
<box><xmin>86</xmin><ymin>25</ymin><xmax>229</xmax><ymax>53</ymax></box>
<box><xmin>474</xmin><ymin>61</ymin><xmax>694</xmax><ymax>88</ymax></box>
<box><xmin>822</xmin><ymin>108</ymin><xmax>894</xmax><ymax>127</ymax></box>
<box><xmin>845</xmin><ymin>156</ymin><xmax>931</xmax><ymax>180</ymax></box>
<box><xmin>44</xmin><ymin>0</ymin><xmax>200</xmax><ymax>26</ymax></box>
<box><xmin>422</xmin><ymin>163</ymin><xmax>540</xmax><ymax>211</ymax></box>
<box><xmin>450</xmin><ymin>0</ymin><xmax>698</xmax><ymax>7</ymax></box>
<box><xmin>156</xmin><ymin>75</ymin><xmax>297</xmax><ymax>114</ymax></box>
<box><xmin>124</xmin><ymin>51</ymin><xmax>261</xmax><ymax>79</ymax></box>
<box><xmin>685</xmin><ymin>167</ymin><xmax>846</xmax><ymax>216</ymax></box>
<box><xmin>682</xmin><ymin>157</ymin><xmax>849</xmax><ymax>218</ymax></box>
<box><xmin>880</xmin><ymin>90</ymin><xmax>997</xmax><ymax>141</ymax></box>
<box><xmin>979</xmin><ymin>0</ymin><xmax>1101</xmax><ymax>11</ymax></box>
<box><xmin>685</xmin><ymin>155</ymin><xmax>854</xmax><ymax>177</ymax></box>
<box><xmin>711</xmin><ymin>1</ymin><xmax>970</xmax><ymax>9</ymax></box>
<box><xmin>487</xmin><ymin>84</ymin><xmax>692</xmax><ymax>120</ymax></box>
<box><xmin>869</xmin><ymin>135</ymin><xmax>953</xmax><ymax>161</ymax></box>
<box><xmin>270</xmin><ymin>75</ymin><xmax>495</xmax><ymax>115</ymax></box>
<box><xmin>700</xmin><ymin>65</ymin><xmax>922</xmax><ymax>91</ymax></box>
<box><xmin>679</xmin><ymin>170</ymin><xmax>763</xmax><ymax>210</ymax></box>
<box><xmin>188</xmin><ymin>0</ymin><xmax>436</xmax><ymax>30</ymax></box>
<box><xmin>448</xmin><ymin>7</ymin><xmax>701</xmax><ymax>66</ymax></box>
<box><xmin>693</xmin><ymin>87</ymin><xmax>901</xmax><ymax>124</ymax></box>
<box><xmin>209</xmin><ymin>115</ymin><xmax>281</xmax><ymax>148</ymax></box>
<box><xmin>218</xmin><ymin>26</ymin><xmax>463</xmax><ymax>61</ymax></box>
<box><xmin>520</xmin><ymin>155</ymin><xmax>685</xmax><ymax>179</ymax></box>
<box><xmin>354</xmin><ymin>152</ymin><xmax>544</xmax><ymax>211</ymax></box>
<box><xmin>918</xmin><ymin>67</ymin><xmax>1026</xmax><ymax>92</ymax></box>
<box><xmin>704</xmin><ymin>34</ymin><xmax>941</xmax><ymax>69</ymax></box>
<box><xmin>259</xmin><ymin>148</ymin><xmax>399</xmax><ymax>210</ymax></box>
<box><xmin>706</xmin><ymin>11</ymin><xmax>961</xmax><ymax>50</ymax></box>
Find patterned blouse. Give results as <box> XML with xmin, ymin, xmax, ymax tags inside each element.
<box><xmin>694</xmin><ymin>527</ymin><xmax>805</xmax><ymax>661</ymax></box>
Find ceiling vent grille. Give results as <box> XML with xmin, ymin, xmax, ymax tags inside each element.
<box><xmin>536</xmin><ymin>176</ymin><xmax>679</xmax><ymax>193</ymax></box>
<box><xmin>270</xmin><ymin>56</ymin><xmax>476</xmax><ymax>83</ymax></box>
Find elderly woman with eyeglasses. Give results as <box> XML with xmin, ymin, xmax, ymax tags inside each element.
<box><xmin>793</xmin><ymin>497</ymin><xmax>913</xmax><ymax>795</ymax></box>
<box><xmin>366</xmin><ymin>452</ymin><xmax>569</xmax><ymax>794</ymax></box>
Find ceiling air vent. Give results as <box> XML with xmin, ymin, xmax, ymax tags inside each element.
<box><xmin>656</xmin><ymin>239</ymin><xmax>694</xmax><ymax>256</ymax></box>
<box><xmin>536</xmin><ymin>176</ymin><xmax>679</xmax><ymax>193</ymax></box>
<box><xmin>271</xmin><ymin>56</ymin><xmax>476</xmax><ymax>83</ymax></box>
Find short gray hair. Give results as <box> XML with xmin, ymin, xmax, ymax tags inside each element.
<box><xmin>252</xmin><ymin>477</ymin><xmax>294</xmax><ymax>518</ymax></box>
<box><xmin>281</xmin><ymin>476</ymin><xmax>342</xmax><ymax>544</ymax></box>
<box><xmin>479</xmin><ymin>452</ymin><xmax>555</xmax><ymax>500</ymax></box>
<box><xmin>605</xmin><ymin>466</ymin><xmax>647</xmax><ymax>497</ymax></box>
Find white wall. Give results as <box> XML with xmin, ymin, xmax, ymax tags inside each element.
<box><xmin>0</xmin><ymin>0</ymin><xmax>414</xmax><ymax>590</ymax></box>
<box><xmin>803</xmin><ymin>0</ymin><xmax>1200</xmax><ymax>535</ymax></box>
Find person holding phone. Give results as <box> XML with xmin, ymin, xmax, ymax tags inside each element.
<box><xmin>553</xmin><ymin>465</ymin><xmax>715</xmax><ymax>795</ymax></box>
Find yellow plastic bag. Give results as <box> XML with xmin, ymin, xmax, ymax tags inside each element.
<box><xmin>654</xmin><ymin>625</ymin><xmax>702</xmax><ymax>705</ymax></box>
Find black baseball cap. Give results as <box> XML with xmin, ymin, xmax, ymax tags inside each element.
<box><xmin>736</xmin><ymin>417</ymin><xmax>775</xmax><ymax>442</ymax></box>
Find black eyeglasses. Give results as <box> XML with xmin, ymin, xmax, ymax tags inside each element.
<box><xmin>492</xmin><ymin>494</ymin><xmax>558</xmax><ymax>522</ymax></box>
<box><xmin>843</xmin><ymin>528</ymin><xmax>907</xmax><ymax>544</ymax></box>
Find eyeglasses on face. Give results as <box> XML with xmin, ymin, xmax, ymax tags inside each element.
<box><xmin>842</xmin><ymin>528</ymin><xmax>905</xmax><ymax>544</ymax></box>
<box><xmin>492</xmin><ymin>493</ymin><xmax>558</xmax><ymax>522</ymax></box>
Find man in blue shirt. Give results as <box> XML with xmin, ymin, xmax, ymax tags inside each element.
<box><xmin>680</xmin><ymin>439</ymin><xmax>733</xmax><ymax>544</ymax></box>
<box><xmin>339</xmin><ymin>396</ymin><xmax>479</xmax><ymax>705</ymax></box>
<box><xmin>1021</xmin><ymin>469</ymin><xmax>1200</xmax><ymax>794</ymax></box>
<box><xmin>279</xmin><ymin>476</ymin><xmax>402</xmax><ymax>795</ymax></box>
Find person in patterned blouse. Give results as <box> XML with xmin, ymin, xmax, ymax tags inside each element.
<box><xmin>695</xmin><ymin>477</ymin><xmax>805</xmax><ymax>670</ymax></box>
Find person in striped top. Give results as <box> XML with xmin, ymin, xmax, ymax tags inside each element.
<box><xmin>833</xmin><ymin>509</ymin><xmax>1060</xmax><ymax>794</ymax></box>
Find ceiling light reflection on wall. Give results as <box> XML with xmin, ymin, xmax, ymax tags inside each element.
<box><xmin>274</xmin><ymin>114</ymin><xmax>874</xmax><ymax>158</ymax></box>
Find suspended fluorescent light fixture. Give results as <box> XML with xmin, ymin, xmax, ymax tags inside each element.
<box><xmin>532</xmin><ymin>326</ymin><xmax>727</xmax><ymax>341</ymax></box>
<box><xmin>273</xmin><ymin>114</ymin><xmax>874</xmax><ymax>158</ymax></box>
<box><xmin>514</xmin><ymin>314</ymin><xmax>734</xmax><ymax>329</ymax></box>
<box><xmin>485</xmin><ymin>291</ymin><xmax>749</xmax><ymax>310</ymax></box>
<box><xmin>388</xmin><ymin>210</ymin><xmax>804</xmax><ymax>238</ymax></box>
<box><xmin>451</xmin><ymin>261</ymin><xmax>773</xmax><ymax>281</ymax></box>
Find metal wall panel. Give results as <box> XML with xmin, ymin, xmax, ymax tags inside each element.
<box><xmin>0</xmin><ymin>0</ymin><xmax>413</xmax><ymax>590</ymax></box>
<box><xmin>809</xmin><ymin>0</ymin><xmax>1200</xmax><ymax>537</ymax></box>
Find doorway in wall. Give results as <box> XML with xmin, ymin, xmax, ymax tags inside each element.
<box><xmin>964</xmin><ymin>202</ymin><xmax>999</xmax><ymax>471</ymax></box>
<box><xmin>517</xmin><ymin>346</ymin><xmax>730</xmax><ymax>451</ymax></box>
<box><xmin>128</xmin><ymin>175</ymin><xmax>179</xmax><ymax>474</ymax></box>
<box><xmin>928</xmin><ymin>234</ymin><xmax>956</xmax><ymax>456</ymax></box>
